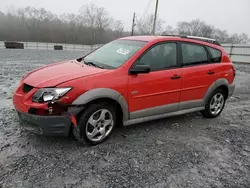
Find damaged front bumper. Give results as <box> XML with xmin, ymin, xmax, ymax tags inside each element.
<box><xmin>17</xmin><ymin>110</ymin><xmax>72</xmax><ymax>136</ymax></box>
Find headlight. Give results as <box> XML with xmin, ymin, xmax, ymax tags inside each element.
<box><xmin>32</xmin><ymin>88</ymin><xmax>71</xmax><ymax>103</ymax></box>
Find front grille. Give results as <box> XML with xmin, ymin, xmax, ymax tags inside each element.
<box><xmin>23</xmin><ymin>83</ymin><xmax>34</xmax><ymax>93</ymax></box>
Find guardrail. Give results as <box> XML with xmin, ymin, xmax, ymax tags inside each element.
<box><xmin>0</xmin><ymin>41</ymin><xmax>102</xmax><ymax>52</ymax></box>
<box><xmin>0</xmin><ymin>41</ymin><xmax>4</xmax><ymax>49</ymax></box>
<box><xmin>0</xmin><ymin>41</ymin><xmax>249</xmax><ymax>63</ymax></box>
<box><xmin>222</xmin><ymin>44</ymin><xmax>250</xmax><ymax>64</ymax></box>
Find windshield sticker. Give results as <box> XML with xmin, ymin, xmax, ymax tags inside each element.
<box><xmin>116</xmin><ymin>48</ymin><xmax>130</xmax><ymax>55</ymax></box>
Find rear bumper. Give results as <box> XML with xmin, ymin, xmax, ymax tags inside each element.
<box><xmin>228</xmin><ymin>84</ymin><xmax>235</xmax><ymax>98</ymax></box>
<box><xmin>17</xmin><ymin>110</ymin><xmax>72</xmax><ymax>136</ymax></box>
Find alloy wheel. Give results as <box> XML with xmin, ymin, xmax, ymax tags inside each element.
<box><xmin>85</xmin><ymin>109</ymin><xmax>114</xmax><ymax>142</ymax></box>
<box><xmin>209</xmin><ymin>93</ymin><xmax>225</xmax><ymax>115</ymax></box>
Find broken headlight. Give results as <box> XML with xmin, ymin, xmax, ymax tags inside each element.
<box><xmin>32</xmin><ymin>88</ymin><xmax>71</xmax><ymax>103</ymax></box>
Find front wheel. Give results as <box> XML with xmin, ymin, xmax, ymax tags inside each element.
<box><xmin>73</xmin><ymin>102</ymin><xmax>116</xmax><ymax>145</ymax></box>
<box><xmin>201</xmin><ymin>89</ymin><xmax>226</xmax><ymax>118</ymax></box>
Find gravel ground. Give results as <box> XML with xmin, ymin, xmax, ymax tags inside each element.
<box><xmin>0</xmin><ymin>49</ymin><xmax>250</xmax><ymax>188</ymax></box>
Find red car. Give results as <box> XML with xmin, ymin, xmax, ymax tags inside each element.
<box><xmin>13</xmin><ymin>35</ymin><xmax>236</xmax><ymax>145</ymax></box>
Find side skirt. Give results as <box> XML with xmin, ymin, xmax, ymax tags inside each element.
<box><xmin>124</xmin><ymin>107</ymin><xmax>205</xmax><ymax>126</ymax></box>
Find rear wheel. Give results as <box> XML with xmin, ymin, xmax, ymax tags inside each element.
<box><xmin>201</xmin><ymin>89</ymin><xmax>226</xmax><ymax>118</ymax></box>
<box><xmin>73</xmin><ymin>102</ymin><xmax>116</xmax><ymax>145</ymax></box>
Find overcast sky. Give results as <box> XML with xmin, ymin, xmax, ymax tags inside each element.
<box><xmin>1</xmin><ymin>0</ymin><xmax>249</xmax><ymax>34</ymax></box>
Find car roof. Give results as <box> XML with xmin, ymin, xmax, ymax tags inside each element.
<box><xmin>120</xmin><ymin>35</ymin><xmax>172</xmax><ymax>42</ymax></box>
<box><xmin>119</xmin><ymin>35</ymin><xmax>222</xmax><ymax>49</ymax></box>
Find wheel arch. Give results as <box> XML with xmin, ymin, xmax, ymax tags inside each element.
<box><xmin>71</xmin><ymin>88</ymin><xmax>129</xmax><ymax>122</ymax></box>
<box><xmin>204</xmin><ymin>79</ymin><xmax>229</xmax><ymax>103</ymax></box>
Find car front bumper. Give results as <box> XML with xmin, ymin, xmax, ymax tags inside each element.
<box><xmin>17</xmin><ymin>110</ymin><xmax>72</xmax><ymax>136</ymax></box>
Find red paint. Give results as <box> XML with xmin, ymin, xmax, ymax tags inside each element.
<box><xmin>71</xmin><ymin>115</ymin><xmax>77</xmax><ymax>127</ymax></box>
<box><xmin>180</xmin><ymin>64</ymin><xmax>219</xmax><ymax>102</ymax></box>
<box><xmin>13</xmin><ymin>36</ymin><xmax>235</xmax><ymax>115</ymax></box>
<box><xmin>128</xmin><ymin>69</ymin><xmax>182</xmax><ymax>112</ymax></box>
<box><xmin>23</xmin><ymin>60</ymin><xmax>108</xmax><ymax>88</ymax></box>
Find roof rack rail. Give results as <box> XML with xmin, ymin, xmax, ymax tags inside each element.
<box><xmin>161</xmin><ymin>34</ymin><xmax>221</xmax><ymax>46</ymax></box>
<box><xmin>161</xmin><ymin>34</ymin><xmax>181</xmax><ymax>37</ymax></box>
<box><xmin>182</xmin><ymin>36</ymin><xmax>221</xmax><ymax>46</ymax></box>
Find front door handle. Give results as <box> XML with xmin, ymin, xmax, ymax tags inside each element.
<box><xmin>171</xmin><ymin>75</ymin><xmax>181</xmax><ymax>80</ymax></box>
<box><xmin>207</xmin><ymin>70</ymin><xmax>215</xmax><ymax>75</ymax></box>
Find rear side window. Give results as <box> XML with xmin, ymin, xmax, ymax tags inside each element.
<box><xmin>207</xmin><ymin>47</ymin><xmax>222</xmax><ymax>62</ymax></box>
<box><xmin>181</xmin><ymin>43</ymin><xmax>208</xmax><ymax>66</ymax></box>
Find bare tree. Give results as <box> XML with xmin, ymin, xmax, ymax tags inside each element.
<box><xmin>176</xmin><ymin>19</ymin><xmax>250</xmax><ymax>44</ymax></box>
<box><xmin>212</xmin><ymin>29</ymin><xmax>230</xmax><ymax>43</ymax></box>
<box><xmin>17</xmin><ymin>7</ymin><xmax>53</xmax><ymax>41</ymax></box>
<box><xmin>136</xmin><ymin>14</ymin><xmax>164</xmax><ymax>35</ymax></box>
<box><xmin>96</xmin><ymin>7</ymin><xmax>111</xmax><ymax>30</ymax></box>
<box><xmin>6</xmin><ymin>5</ymin><xmax>17</xmax><ymax>16</ymax></box>
<box><xmin>162</xmin><ymin>25</ymin><xmax>178</xmax><ymax>35</ymax></box>
<box><xmin>79</xmin><ymin>3</ymin><xmax>113</xmax><ymax>44</ymax></box>
<box><xmin>177</xmin><ymin>19</ymin><xmax>214</xmax><ymax>37</ymax></box>
<box><xmin>228</xmin><ymin>33</ymin><xmax>249</xmax><ymax>44</ymax></box>
<box><xmin>113</xmin><ymin>20</ymin><xmax>124</xmax><ymax>38</ymax></box>
<box><xmin>61</xmin><ymin>13</ymin><xmax>82</xmax><ymax>43</ymax></box>
<box><xmin>0</xmin><ymin>5</ymin><xmax>249</xmax><ymax>45</ymax></box>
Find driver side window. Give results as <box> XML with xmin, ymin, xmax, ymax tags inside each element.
<box><xmin>136</xmin><ymin>43</ymin><xmax>177</xmax><ymax>71</ymax></box>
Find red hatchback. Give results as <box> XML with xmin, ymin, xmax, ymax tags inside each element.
<box><xmin>13</xmin><ymin>35</ymin><xmax>236</xmax><ymax>145</ymax></box>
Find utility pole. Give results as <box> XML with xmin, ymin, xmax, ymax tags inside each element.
<box><xmin>131</xmin><ymin>12</ymin><xmax>136</xmax><ymax>36</ymax></box>
<box><xmin>152</xmin><ymin>0</ymin><xmax>159</xmax><ymax>35</ymax></box>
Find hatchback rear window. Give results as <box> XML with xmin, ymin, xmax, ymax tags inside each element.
<box><xmin>207</xmin><ymin>47</ymin><xmax>222</xmax><ymax>62</ymax></box>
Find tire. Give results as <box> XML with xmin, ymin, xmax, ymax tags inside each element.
<box><xmin>201</xmin><ymin>88</ymin><xmax>226</xmax><ymax>118</ymax></box>
<box><xmin>73</xmin><ymin>102</ymin><xmax>116</xmax><ymax>145</ymax></box>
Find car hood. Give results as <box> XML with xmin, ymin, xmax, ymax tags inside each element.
<box><xmin>23</xmin><ymin>60</ymin><xmax>108</xmax><ymax>88</ymax></box>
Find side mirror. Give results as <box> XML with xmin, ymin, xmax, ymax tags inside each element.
<box><xmin>129</xmin><ymin>65</ymin><xmax>150</xmax><ymax>75</ymax></box>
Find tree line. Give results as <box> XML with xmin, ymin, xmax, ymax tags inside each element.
<box><xmin>136</xmin><ymin>14</ymin><xmax>250</xmax><ymax>44</ymax></box>
<box><xmin>0</xmin><ymin>4</ymin><xmax>126</xmax><ymax>45</ymax></box>
<box><xmin>0</xmin><ymin>4</ymin><xmax>249</xmax><ymax>45</ymax></box>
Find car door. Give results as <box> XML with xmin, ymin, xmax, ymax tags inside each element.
<box><xmin>179</xmin><ymin>42</ymin><xmax>218</xmax><ymax>110</ymax></box>
<box><xmin>128</xmin><ymin>42</ymin><xmax>182</xmax><ymax>119</ymax></box>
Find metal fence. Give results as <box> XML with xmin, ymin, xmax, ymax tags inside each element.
<box><xmin>222</xmin><ymin>44</ymin><xmax>250</xmax><ymax>63</ymax></box>
<box><xmin>0</xmin><ymin>41</ymin><xmax>102</xmax><ymax>52</ymax></box>
<box><xmin>0</xmin><ymin>41</ymin><xmax>249</xmax><ymax>63</ymax></box>
<box><xmin>0</xmin><ymin>41</ymin><xmax>4</xmax><ymax>49</ymax></box>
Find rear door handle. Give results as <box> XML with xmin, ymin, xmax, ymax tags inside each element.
<box><xmin>171</xmin><ymin>75</ymin><xmax>181</xmax><ymax>80</ymax></box>
<box><xmin>207</xmin><ymin>70</ymin><xmax>215</xmax><ymax>75</ymax></box>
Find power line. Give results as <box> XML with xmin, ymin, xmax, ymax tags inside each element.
<box><xmin>131</xmin><ymin>0</ymin><xmax>153</xmax><ymax>35</ymax></box>
<box><xmin>140</xmin><ymin>0</ymin><xmax>153</xmax><ymax>21</ymax></box>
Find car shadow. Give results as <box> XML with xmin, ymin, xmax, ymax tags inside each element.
<box><xmin>26</xmin><ymin>111</ymin><xmax>203</xmax><ymax>148</ymax></box>
<box><xmin>116</xmin><ymin>111</ymin><xmax>202</xmax><ymax>131</ymax></box>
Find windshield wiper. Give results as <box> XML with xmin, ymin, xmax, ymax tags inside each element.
<box><xmin>84</xmin><ymin>61</ymin><xmax>104</xmax><ymax>69</ymax></box>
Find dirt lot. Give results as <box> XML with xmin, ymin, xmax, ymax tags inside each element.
<box><xmin>0</xmin><ymin>49</ymin><xmax>250</xmax><ymax>188</ymax></box>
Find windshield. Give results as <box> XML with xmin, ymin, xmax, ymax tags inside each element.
<box><xmin>83</xmin><ymin>40</ymin><xmax>147</xmax><ymax>69</ymax></box>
